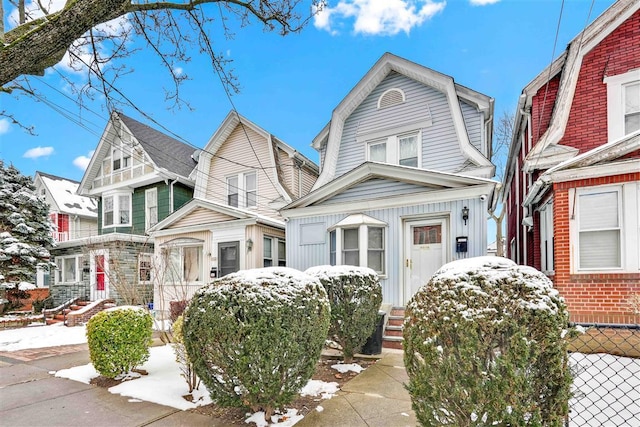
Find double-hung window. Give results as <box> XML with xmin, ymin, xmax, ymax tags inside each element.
<box><xmin>329</xmin><ymin>214</ymin><xmax>387</xmax><ymax>275</ymax></box>
<box><xmin>624</xmin><ymin>81</ymin><xmax>640</xmax><ymax>135</ymax></box>
<box><xmin>55</xmin><ymin>255</ymin><xmax>85</xmax><ymax>283</ymax></box>
<box><xmin>103</xmin><ymin>192</ymin><xmax>131</xmax><ymax>227</ymax></box>
<box><xmin>577</xmin><ymin>188</ymin><xmax>621</xmax><ymax>269</ymax></box>
<box><xmin>539</xmin><ymin>199</ymin><xmax>554</xmax><ymax>273</ymax></box>
<box><xmin>367</xmin><ymin>132</ymin><xmax>420</xmax><ymax>168</ymax></box>
<box><xmin>604</xmin><ymin>69</ymin><xmax>640</xmax><ymax>141</ymax></box>
<box><xmin>164</xmin><ymin>245</ymin><xmax>203</xmax><ymax>283</ymax></box>
<box><xmin>145</xmin><ymin>188</ymin><xmax>158</xmax><ymax>230</ymax></box>
<box><xmin>227</xmin><ymin>171</ymin><xmax>257</xmax><ymax>208</ymax></box>
<box><xmin>263</xmin><ymin>236</ymin><xmax>286</xmax><ymax>267</ymax></box>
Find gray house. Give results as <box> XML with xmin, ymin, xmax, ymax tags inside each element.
<box><xmin>281</xmin><ymin>53</ymin><xmax>498</xmax><ymax>309</ymax></box>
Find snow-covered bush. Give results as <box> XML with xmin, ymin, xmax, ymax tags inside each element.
<box><xmin>404</xmin><ymin>257</ymin><xmax>572</xmax><ymax>427</ymax></box>
<box><xmin>86</xmin><ymin>306</ymin><xmax>153</xmax><ymax>379</ymax></box>
<box><xmin>305</xmin><ymin>265</ymin><xmax>382</xmax><ymax>362</ymax></box>
<box><xmin>183</xmin><ymin>267</ymin><xmax>330</xmax><ymax>418</ymax></box>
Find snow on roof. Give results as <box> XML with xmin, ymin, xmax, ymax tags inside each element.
<box><xmin>39</xmin><ymin>173</ymin><xmax>98</xmax><ymax>217</ymax></box>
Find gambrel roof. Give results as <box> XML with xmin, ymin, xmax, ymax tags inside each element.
<box><xmin>312</xmin><ymin>52</ymin><xmax>494</xmax><ymax>189</ymax></box>
<box><xmin>518</xmin><ymin>0</ymin><xmax>639</xmax><ymax>171</ymax></box>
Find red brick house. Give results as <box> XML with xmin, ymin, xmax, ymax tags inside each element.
<box><xmin>503</xmin><ymin>0</ymin><xmax>639</xmax><ymax>325</ymax></box>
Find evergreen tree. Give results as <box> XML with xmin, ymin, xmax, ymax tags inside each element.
<box><xmin>0</xmin><ymin>161</ymin><xmax>54</xmax><ymax>284</ymax></box>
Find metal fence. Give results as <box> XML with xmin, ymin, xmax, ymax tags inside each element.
<box><xmin>567</xmin><ymin>323</ymin><xmax>640</xmax><ymax>426</ymax></box>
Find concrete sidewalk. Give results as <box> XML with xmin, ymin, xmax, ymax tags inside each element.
<box><xmin>297</xmin><ymin>350</ymin><xmax>416</xmax><ymax>426</ymax></box>
<box><xmin>0</xmin><ymin>345</ymin><xmax>415</xmax><ymax>426</ymax></box>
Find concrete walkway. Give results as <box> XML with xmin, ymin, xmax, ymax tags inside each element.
<box><xmin>298</xmin><ymin>350</ymin><xmax>416</xmax><ymax>427</ymax></box>
<box><xmin>0</xmin><ymin>345</ymin><xmax>415</xmax><ymax>426</ymax></box>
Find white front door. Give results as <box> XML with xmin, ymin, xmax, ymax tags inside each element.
<box><xmin>404</xmin><ymin>219</ymin><xmax>448</xmax><ymax>304</ymax></box>
<box><xmin>90</xmin><ymin>250</ymin><xmax>109</xmax><ymax>301</ymax></box>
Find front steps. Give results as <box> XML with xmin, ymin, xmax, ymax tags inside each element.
<box><xmin>45</xmin><ymin>299</ymin><xmax>115</xmax><ymax>326</ymax></box>
<box><xmin>383</xmin><ymin>307</ymin><xmax>405</xmax><ymax>350</ymax></box>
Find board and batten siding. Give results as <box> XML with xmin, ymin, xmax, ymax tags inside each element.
<box><xmin>204</xmin><ymin>125</ymin><xmax>283</xmax><ymax>222</ymax></box>
<box><xmin>460</xmin><ymin>100</ymin><xmax>483</xmax><ymax>154</ymax></box>
<box><xmin>334</xmin><ymin>72</ymin><xmax>468</xmax><ymax>178</ymax></box>
<box><xmin>285</xmin><ymin>196</ymin><xmax>488</xmax><ymax>306</ymax></box>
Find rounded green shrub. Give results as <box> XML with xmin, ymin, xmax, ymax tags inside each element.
<box><xmin>86</xmin><ymin>306</ymin><xmax>153</xmax><ymax>379</ymax></box>
<box><xmin>183</xmin><ymin>267</ymin><xmax>330</xmax><ymax>418</ymax></box>
<box><xmin>404</xmin><ymin>257</ymin><xmax>572</xmax><ymax>427</ymax></box>
<box><xmin>305</xmin><ymin>265</ymin><xmax>382</xmax><ymax>362</ymax></box>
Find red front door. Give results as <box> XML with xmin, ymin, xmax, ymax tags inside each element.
<box><xmin>96</xmin><ymin>255</ymin><xmax>105</xmax><ymax>291</ymax></box>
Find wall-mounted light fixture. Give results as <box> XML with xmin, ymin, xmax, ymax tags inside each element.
<box><xmin>246</xmin><ymin>238</ymin><xmax>253</xmax><ymax>251</ymax></box>
<box><xmin>462</xmin><ymin>206</ymin><xmax>469</xmax><ymax>225</ymax></box>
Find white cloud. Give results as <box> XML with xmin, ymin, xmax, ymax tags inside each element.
<box><xmin>314</xmin><ymin>0</ymin><xmax>446</xmax><ymax>36</ymax></box>
<box><xmin>469</xmin><ymin>0</ymin><xmax>500</xmax><ymax>5</ymax></box>
<box><xmin>173</xmin><ymin>67</ymin><xmax>184</xmax><ymax>76</ymax></box>
<box><xmin>23</xmin><ymin>146</ymin><xmax>55</xmax><ymax>159</ymax></box>
<box><xmin>73</xmin><ymin>150</ymin><xmax>95</xmax><ymax>171</ymax></box>
<box><xmin>0</xmin><ymin>119</ymin><xmax>10</xmax><ymax>135</ymax></box>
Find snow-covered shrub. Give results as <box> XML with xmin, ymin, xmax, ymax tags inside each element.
<box><xmin>171</xmin><ymin>315</ymin><xmax>200</xmax><ymax>393</ymax></box>
<box><xmin>404</xmin><ymin>257</ymin><xmax>572</xmax><ymax>427</ymax></box>
<box><xmin>305</xmin><ymin>265</ymin><xmax>382</xmax><ymax>362</ymax></box>
<box><xmin>183</xmin><ymin>267</ymin><xmax>330</xmax><ymax>418</ymax></box>
<box><xmin>86</xmin><ymin>306</ymin><xmax>153</xmax><ymax>379</ymax></box>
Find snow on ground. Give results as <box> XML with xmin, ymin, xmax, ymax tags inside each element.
<box><xmin>56</xmin><ymin>345</ymin><xmax>213</xmax><ymax>411</ymax></box>
<box><xmin>0</xmin><ymin>323</ymin><xmax>87</xmax><ymax>351</ymax></box>
<box><xmin>331</xmin><ymin>362</ymin><xmax>365</xmax><ymax>374</ymax></box>
<box><xmin>2</xmin><ymin>324</ymin><xmax>639</xmax><ymax>425</ymax></box>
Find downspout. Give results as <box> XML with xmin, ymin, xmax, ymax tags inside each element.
<box><xmin>169</xmin><ymin>176</ymin><xmax>179</xmax><ymax>213</ymax></box>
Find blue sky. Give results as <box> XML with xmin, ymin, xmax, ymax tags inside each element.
<box><xmin>1</xmin><ymin>0</ymin><xmax>613</xmax><ymax>238</ymax></box>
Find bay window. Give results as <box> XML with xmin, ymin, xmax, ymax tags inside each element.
<box><xmin>103</xmin><ymin>192</ymin><xmax>131</xmax><ymax>227</ymax></box>
<box><xmin>329</xmin><ymin>214</ymin><xmax>387</xmax><ymax>275</ymax></box>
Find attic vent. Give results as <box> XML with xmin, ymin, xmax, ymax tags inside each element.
<box><xmin>377</xmin><ymin>88</ymin><xmax>405</xmax><ymax>109</ymax></box>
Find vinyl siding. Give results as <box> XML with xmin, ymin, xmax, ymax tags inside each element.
<box><xmin>153</xmin><ymin>230</ymin><xmax>211</xmax><ymax>316</ymax></box>
<box><xmin>173</xmin><ymin>183</ymin><xmax>193</xmax><ymax>212</ymax></box>
<box><xmin>460</xmin><ymin>100</ymin><xmax>483</xmax><ymax>154</ymax></box>
<box><xmin>246</xmin><ymin>224</ymin><xmax>286</xmax><ymax>269</ymax></box>
<box><xmin>168</xmin><ymin>207</ymin><xmax>235</xmax><ymax>229</ymax></box>
<box><xmin>285</xmin><ymin>196</ymin><xmax>488</xmax><ymax>306</ymax></box>
<box><xmin>323</xmin><ymin>179</ymin><xmax>434</xmax><ymax>204</ymax></box>
<box><xmin>204</xmin><ymin>125</ymin><xmax>283</xmax><ymax>221</ymax></box>
<box><xmin>334</xmin><ymin>72</ymin><xmax>467</xmax><ymax>177</ymax></box>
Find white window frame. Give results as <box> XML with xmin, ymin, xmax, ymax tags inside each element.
<box><xmin>366</xmin><ymin>131</ymin><xmax>421</xmax><ymax>168</ymax></box>
<box><xmin>604</xmin><ymin>69</ymin><xmax>640</xmax><ymax>141</ymax></box>
<box><xmin>329</xmin><ymin>223</ymin><xmax>386</xmax><ymax>276</ymax></box>
<box><xmin>145</xmin><ymin>188</ymin><xmax>158</xmax><ymax>230</ymax></box>
<box><xmin>539</xmin><ymin>198</ymin><xmax>554</xmax><ymax>274</ymax></box>
<box><xmin>226</xmin><ymin>171</ymin><xmax>257</xmax><ymax>208</ymax></box>
<box><xmin>263</xmin><ymin>236</ymin><xmax>286</xmax><ymax>267</ymax></box>
<box><xmin>102</xmin><ymin>191</ymin><xmax>132</xmax><ymax>228</ymax></box>
<box><xmin>164</xmin><ymin>245</ymin><xmax>203</xmax><ymax>284</ymax></box>
<box><xmin>55</xmin><ymin>255</ymin><xmax>85</xmax><ymax>283</ymax></box>
<box><xmin>574</xmin><ymin>185</ymin><xmax>623</xmax><ymax>271</ymax></box>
